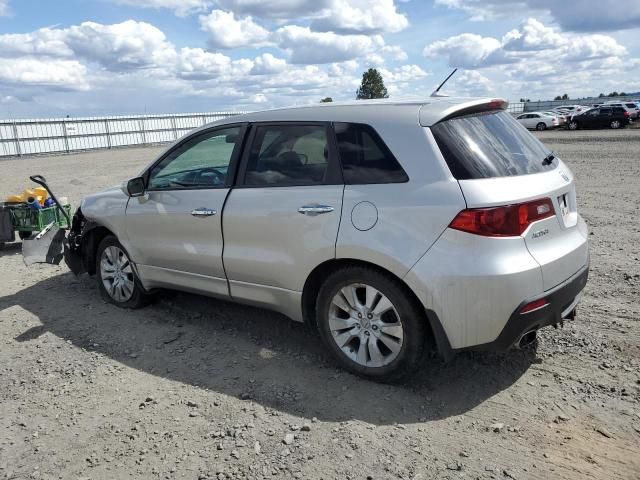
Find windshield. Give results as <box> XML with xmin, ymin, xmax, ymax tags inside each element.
<box><xmin>431</xmin><ymin>110</ymin><xmax>556</xmax><ymax>180</ymax></box>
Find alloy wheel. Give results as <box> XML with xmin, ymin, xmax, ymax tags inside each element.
<box><xmin>611</xmin><ymin>120</ymin><xmax>621</xmax><ymax>129</ymax></box>
<box><xmin>100</xmin><ymin>246</ymin><xmax>135</xmax><ymax>302</ymax></box>
<box><xmin>328</xmin><ymin>283</ymin><xmax>404</xmax><ymax>368</ymax></box>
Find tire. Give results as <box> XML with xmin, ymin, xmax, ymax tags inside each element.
<box><xmin>536</xmin><ymin>122</ymin><xmax>547</xmax><ymax>131</ymax></box>
<box><xmin>315</xmin><ymin>266</ymin><xmax>427</xmax><ymax>382</ymax></box>
<box><xmin>19</xmin><ymin>231</ymin><xmax>32</xmax><ymax>240</ymax></box>
<box><xmin>610</xmin><ymin>120</ymin><xmax>621</xmax><ymax>129</ymax></box>
<box><xmin>96</xmin><ymin>235</ymin><xmax>148</xmax><ymax>308</ymax></box>
<box><xmin>568</xmin><ymin>121</ymin><xmax>578</xmax><ymax>130</ymax></box>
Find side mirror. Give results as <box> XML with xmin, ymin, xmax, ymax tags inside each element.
<box><xmin>125</xmin><ymin>177</ymin><xmax>145</xmax><ymax>197</ymax></box>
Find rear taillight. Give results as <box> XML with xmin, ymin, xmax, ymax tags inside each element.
<box><xmin>449</xmin><ymin>198</ymin><xmax>554</xmax><ymax>237</ymax></box>
<box><xmin>520</xmin><ymin>298</ymin><xmax>549</xmax><ymax>314</ymax></box>
<box><xmin>624</xmin><ymin>111</ymin><xmax>630</xmax><ymax>117</ymax></box>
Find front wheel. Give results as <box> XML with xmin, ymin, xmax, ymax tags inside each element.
<box><xmin>568</xmin><ymin>121</ymin><xmax>578</xmax><ymax>130</ymax></box>
<box><xmin>536</xmin><ymin>122</ymin><xmax>547</xmax><ymax>131</ymax></box>
<box><xmin>96</xmin><ymin>235</ymin><xmax>148</xmax><ymax>308</ymax></box>
<box><xmin>610</xmin><ymin>120</ymin><xmax>621</xmax><ymax>129</ymax></box>
<box><xmin>316</xmin><ymin>266</ymin><xmax>426</xmax><ymax>382</ymax></box>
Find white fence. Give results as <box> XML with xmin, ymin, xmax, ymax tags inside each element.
<box><xmin>10</xmin><ymin>97</ymin><xmax>628</xmax><ymax>158</ymax></box>
<box><xmin>0</xmin><ymin>112</ymin><xmax>242</xmax><ymax>157</ymax></box>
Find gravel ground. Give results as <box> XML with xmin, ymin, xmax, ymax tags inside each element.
<box><xmin>1</xmin><ymin>129</ymin><xmax>639</xmax><ymax>480</ymax></box>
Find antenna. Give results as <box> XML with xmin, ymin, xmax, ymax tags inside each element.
<box><xmin>430</xmin><ymin>68</ymin><xmax>458</xmax><ymax>97</ymax></box>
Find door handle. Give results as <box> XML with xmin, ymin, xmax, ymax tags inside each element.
<box><xmin>298</xmin><ymin>204</ymin><xmax>334</xmax><ymax>216</ymax></box>
<box><xmin>191</xmin><ymin>207</ymin><xmax>217</xmax><ymax>217</ymax></box>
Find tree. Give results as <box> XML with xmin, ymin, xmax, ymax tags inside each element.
<box><xmin>554</xmin><ymin>95</ymin><xmax>562</xmax><ymax>101</ymax></box>
<box><xmin>519</xmin><ymin>98</ymin><xmax>530</xmax><ymax>102</ymax></box>
<box><xmin>356</xmin><ymin>68</ymin><xmax>388</xmax><ymax>100</ymax></box>
<box><xmin>320</xmin><ymin>97</ymin><xmax>333</xmax><ymax>103</ymax></box>
<box><xmin>607</xmin><ymin>91</ymin><xmax>619</xmax><ymax>97</ymax></box>
<box><xmin>598</xmin><ymin>93</ymin><xmax>605</xmax><ymax>98</ymax></box>
<box><xmin>561</xmin><ymin>93</ymin><xmax>569</xmax><ymax>100</ymax></box>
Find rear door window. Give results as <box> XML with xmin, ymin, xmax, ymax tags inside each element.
<box><xmin>431</xmin><ymin>110</ymin><xmax>555</xmax><ymax>180</ymax></box>
<box><xmin>243</xmin><ymin>124</ymin><xmax>330</xmax><ymax>186</ymax></box>
<box><xmin>334</xmin><ymin>123</ymin><xmax>408</xmax><ymax>184</ymax></box>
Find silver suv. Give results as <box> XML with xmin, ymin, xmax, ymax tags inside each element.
<box><xmin>65</xmin><ymin>98</ymin><xmax>589</xmax><ymax>381</ymax></box>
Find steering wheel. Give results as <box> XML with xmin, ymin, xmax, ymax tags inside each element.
<box><xmin>195</xmin><ymin>168</ymin><xmax>226</xmax><ymax>185</ymax></box>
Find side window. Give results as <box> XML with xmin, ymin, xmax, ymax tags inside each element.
<box><xmin>600</xmin><ymin>108</ymin><xmax>612</xmax><ymax>116</ymax></box>
<box><xmin>148</xmin><ymin>127</ymin><xmax>240</xmax><ymax>190</ymax></box>
<box><xmin>244</xmin><ymin>124</ymin><xmax>329</xmax><ymax>186</ymax></box>
<box><xmin>334</xmin><ymin>123</ymin><xmax>408</xmax><ymax>184</ymax></box>
<box><xmin>531</xmin><ymin>114</ymin><xmax>540</xmax><ymax>118</ymax></box>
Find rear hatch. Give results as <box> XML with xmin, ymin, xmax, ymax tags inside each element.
<box><xmin>430</xmin><ymin>107</ymin><xmax>589</xmax><ymax>291</ymax></box>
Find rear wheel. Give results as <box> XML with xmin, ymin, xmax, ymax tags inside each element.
<box><xmin>536</xmin><ymin>122</ymin><xmax>547</xmax><ymax>131</ymax></box>
<box><xmin>96</xmin><ymin>235</ymin><xmax>148</xmax><ymax>308</ymax></box>
<box><xmin>568</xmin><ymin>121</ymin><xmax>578</xmax><ymax>130</ymax></box>
<box><xmin>610</xmin><ymin>120</ymin><xmax>621</xmax><ymax>129</ymax></box>
<box><xmin>316</xmin><ymin>266</ymin><xmax>426</xmax><ymax>382</ymax></box>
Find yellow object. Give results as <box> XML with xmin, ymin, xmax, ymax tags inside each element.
<box><xmin>5</xmin><ymin>186</ymin><xmax>48</xmax><ymax>204</ymax></box>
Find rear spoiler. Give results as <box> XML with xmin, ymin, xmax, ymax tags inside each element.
<box><xmin>419</xmin><ymin>98</ymin><xmax>509</xmax><ymax>126</ymax></box>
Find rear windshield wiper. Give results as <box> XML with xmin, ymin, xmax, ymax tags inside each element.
<box><xmin>542</xmin><ymin>153</ymin><xmax>555</xmax><ymax>166</ymax></box>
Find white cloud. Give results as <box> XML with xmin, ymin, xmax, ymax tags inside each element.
<box><xmin>379</xmin><ymin>64</ymin><xmax>429</xmax><ymax>83</ymax></box>
<box><xmin>112</xmin><ymin>0</ymin><xmax>212</xmax><ymax>17</ymax></box>
<box><xmin>434</xmin><ymin>0</ymin><xmax>640</xmax><ymax>32</ymax></box>
<box><xmin>311</xmin><ymin>0</ymin><xmax>408</xmax><ymax>34</ymax></box>
<box><xmin>424</xmin><ymin>19</ymin><xmax>627</xmax><ymax>69</ymax></box>
<box><xmin>275</xmin><ymin>25</ymin><xmax>382</xmax><ymax>64</ymax></box>
<box><xmin>176</xmin><ymin>48</ymin><xmax>233</xmax><ymax>79</ymax></box>
<box><xmin>380</xmin><ymin>45</ymin><xmax>408</xmax><ymax>61</ymax></box>
<box><xmin>0</xmin><ymin>28</ymin><xmax>72</xmax><ymax>57</ymax></box>
<box><xmin>423</xmin><ymin>33</ymin><xmax>510</xmax><ymax>68</ymax></box>
<box><xmin>0</xmin><ymin>58</ymin><xmax>89</xmax><ymax>90</ymax></box>
<box><xmin>65</xmin><ymin>21</ymin><xmax>177</xmax><ymax>71</ymax></box>
<box><xmin>501</xmin><ymin>18</ymin><xmax>564</xmax><ymax>51</ymax></box>
<box><xmin>217</xmin><ymin>0</ymin><xmax>331</xmax><ymax>20</ymax></box>
<box><xmin>451</xmin><ymin>70</ymin><xmax>493</xmax><ymax>96</ymax></box>
<box><xmin>198</xmin><ymin>10</ymin><xmax>271</xmax><ymax>49</ymax></box>
<box><xmin>217</xmin><ymin>0</ymin><xmax>408</xmax><ymax>33</ymax></box>
<box><xmin>0</xmin><ymin>0</ymin><xmax>9</xmax><ymax>16</ymax></box>
<box><xmin>248</xmin><ymin>93</ymin><xmax>268</xmax><ymax>103</ymax></box>
<box><xmin>250</xmin><ymin>53</ymin><xmax>287</xmax><ymax>75</ymax></box>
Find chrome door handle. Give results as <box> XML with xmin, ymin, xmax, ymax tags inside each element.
<box><xmin>191</xmin><ymin>207</ymin><xmax>217</xmax><ymax>217</ymax></box>
<box><xmin>298</xmin><ymin>204</ymin><xmax>334</xmax><ymax>216</ymax></box>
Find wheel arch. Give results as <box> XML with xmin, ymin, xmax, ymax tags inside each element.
<box><xmin>81</xmin><ymin>223</ymin><xmax>115</xmax><ymax>275</ymax></box>
<box><xmin>301</xmin><ymin>258</ymin><xmax>453</xmax><ymax>360</ymax></box>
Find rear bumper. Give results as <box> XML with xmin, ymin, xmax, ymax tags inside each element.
<box><xmin>462</xmin><ymin>263</ymin><xmax>589</xmax><ymax>352</ymax></box>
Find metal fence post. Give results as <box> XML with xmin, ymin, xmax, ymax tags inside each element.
<box><xmin>104</xmin><ymin>119</ymin><xmax>112</xmax><ymax>149</ymax></box>
<box><xmin>201</xmin><ymin>114</ymin><xmax>207</xmax><ymax>126</ymax></box>
<box><xmin>171</xmin><ymin>116</ymin><xmax>178</xmax><ymax>140</ymax></box>
<box><xmin>61</xmin><ymin>120</ymin><xmax>70</xmax><ymax>153</ymax></box>
<box><xmin>139</xmin><ymin>118</ymin><xmax>147</xmax><ymax>145</ymax></box>
<box><xmin>12</xmin><ymin>120</ymin><xmax>22</xmax><ymax>157</ymax></box>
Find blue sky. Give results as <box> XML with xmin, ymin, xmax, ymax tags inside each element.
<box><xmin>0</xmin><ymin>0</ymin><xmax>639</xmax><ymax>118</ymax></box>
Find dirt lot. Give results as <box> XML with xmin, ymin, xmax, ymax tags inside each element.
<box><xmin>1</xmin><ymin>129</ymin><xmax>639</xmax><ymax>480</ymax></box>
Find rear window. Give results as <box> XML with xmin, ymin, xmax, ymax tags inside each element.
<box><xmin>431</xmin><ymin>110</ymin><xmax>555</xmax><ymax>180</ymax></box>
<box><xmin>625</xmin><ymin>103</ymin><xmax>636</xmax><ymax>108</ymax></box>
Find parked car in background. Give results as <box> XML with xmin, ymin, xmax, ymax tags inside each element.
<box><xmin>516</xmin><ymin>112</ymin><xmax>559</xmax><ymax>130</ymax></box>
<box><xmin>568</xmin><ymin>106</ymin><xmax>630</xmax><ymax>130</ymax></box>
<box><xmin>604</xmin><ymin>101</ymin><xmax>639</xmax><ymax>119</ymax></box>
<box><xmin>542</xmin><ymin>111</ymin><xmax>567</xmax><ymax>126</ymax></box>
<box><xmin>62</xmin><ymin>98</ymin><xmax>589</xmax><ymax>381</ymax></box>
<box><xmin>556</xmin><ymin>105</ymin><xmax>589</xmax><ymax>114</ymax></box>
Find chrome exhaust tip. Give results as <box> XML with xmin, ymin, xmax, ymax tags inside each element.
<box><xmin>516</xmin><ymin>329</ymin><xmax>537</xmax><ymax>349</ymax></box>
